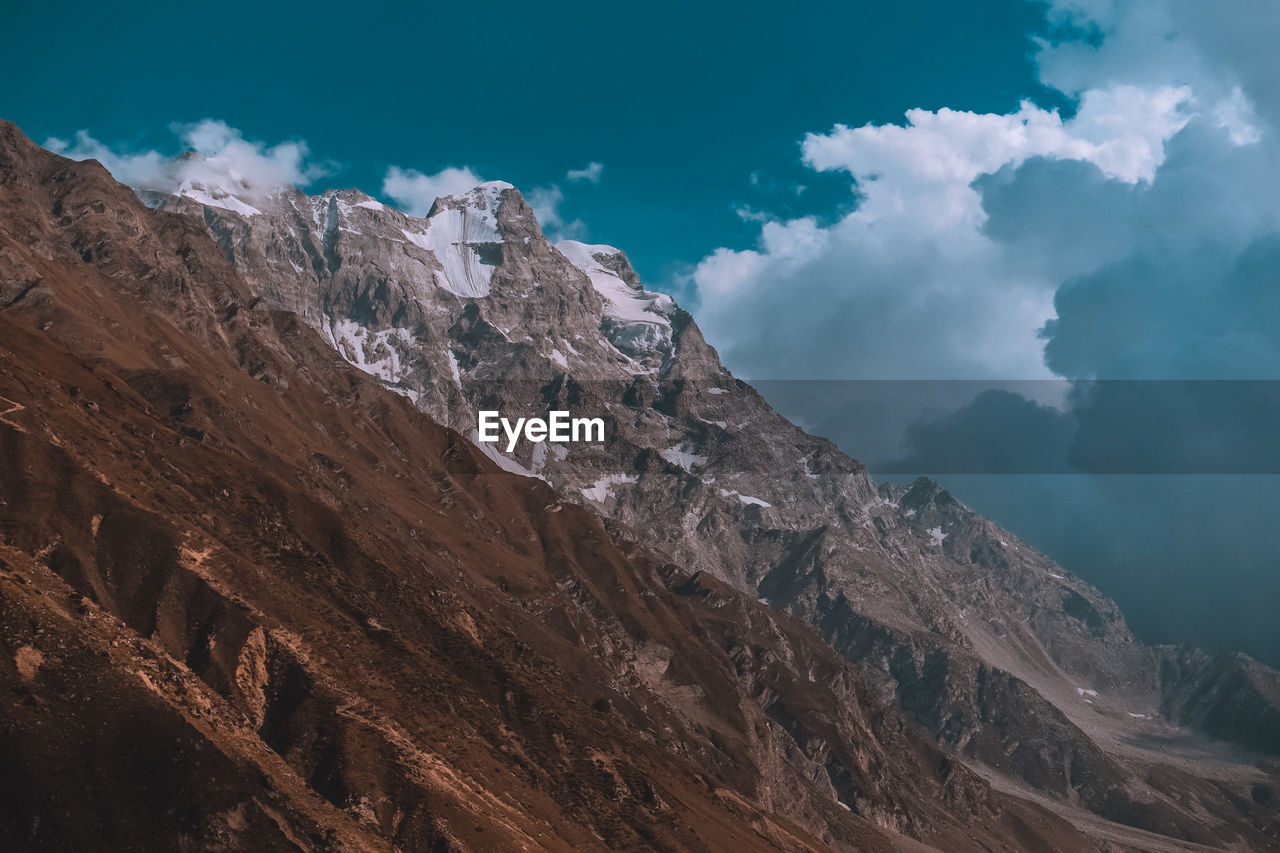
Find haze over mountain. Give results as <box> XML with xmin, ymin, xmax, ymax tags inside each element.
<box><xmin>2</xmin><ymin>120</ymin><xmax>1277</xmax><ymax>851</ymax></box>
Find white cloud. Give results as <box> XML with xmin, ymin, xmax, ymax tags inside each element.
<box><xmin>1022</xmin><ymin>0</ymin><xmax>1280</xmax><ymax>380</ymax></box>
<box><xmin>566</xmin><ymin>161</ymin><xmax>604</xmax><ymax>183</ymax></box>
<box><xmin>1212</xmin><ymin>87</ymin><xmax>1262</xmax><ymax>147</ymax></box>
<box><xmin>800</xmin><ymin>86</ymin><xmax>1190</xmax><ymax>235</ymax></box>
<box><xmin>46</xmin><ymin>131</ymin><xmax>173</xmax><ymax>190</ymax></box>
<box><xmin>174</xmin><ymin>120</ymin><xmax>326</xmax><ymax>195</ymax></box>
<box><xmin>525</xmin><ymin>184</ymin><xmax>563</xmax><ymax>226</ymax></box>
<box><xmin>733</xmin><ymin>205</ymin><xmax>774</xmax><ymax>223</ymax></box>
<box><xmin>689</xmin><ymin>0</ymin><xmax>1276</xmax><ymax>383</ymax></box>
<box><xmin>691</xmin><ymin>85</ymin><xmax>1194</xmax><ymax>379</ymax></box>
<box><xmin>47</xmin><ymin>120</ymin><xmax>329</xmax><ymax>199</ymax></box>
<box><xmin>50</xmin><ymin>119</ymin><xmax>593</xmax><ymax>242</ymax></box>
<box><xmin>382</xmin><ymin>165</ymin><xmax>486</xmax><ymax>216</ymax></box>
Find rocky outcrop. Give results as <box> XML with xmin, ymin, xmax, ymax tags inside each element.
<box><xmin>1160</xmin><ymin>647</ymin><xmax>1280</xmax><ymax>755</ymax></box>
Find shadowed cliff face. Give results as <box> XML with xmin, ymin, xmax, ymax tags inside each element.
<box><xmin>0</xmin><ymin>119</ymin><xmax>1277</xmax><ymax>851</ymax></box>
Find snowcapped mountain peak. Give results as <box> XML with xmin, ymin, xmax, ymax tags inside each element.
<box><xmin>404</xmin><ymin>184</ymin><xmax>521</xmax><ymax>298</ymax></box>
<box><xmin>176</xmin><ymin>180</ymin><xmax>265</xmax><ymax>217</ymax></box>
<box><xmin>427</xmin><ymin>181</ymin><xmax>515</xmax><ymax>218</ymax></box>
<box><xmin>421</xmin><ymin>182</ymin><xmax>546</xmax><ymax>272</ymax></box>
<box><xmin>557</xmin><ymin>239</ymin><xmax>676</xmax><ymax>348</ymax></box>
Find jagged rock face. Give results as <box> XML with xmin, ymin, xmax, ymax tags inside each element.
<box><xmin>155</xmin><ymin>165</ymin><xmax>1280</xmax><ymax>848</ymax></box>
<box><xmin>1160</xmin><ymin>648</ymin><xmax>1280</xmax><ymax>755</ymax></box>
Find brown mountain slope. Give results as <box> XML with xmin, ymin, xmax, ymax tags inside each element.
<box><xmin>149</xmin><ymin>119</ymin><xmax>1280</xmax><ymax>851</ymax></box>
<box><xmin>0</xmin><ymin>122</ymin><xmax>1115</xmax><ymax>851</ymax></box>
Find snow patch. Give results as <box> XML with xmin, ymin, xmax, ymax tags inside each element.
<box><xmin>706</xmin><ymin>387</ymin><xmax>728</xmax><ymax>395</ymax></box>
<box><xmin>926</xmin><ymin>526</ymin><xmax>947</xmax><ymax>547</ymax></box>
<box><xmin>400</xmin><ymin>184</ymin><xmax>509</xmax><ymax>298</ymax></box>
<box><xmin>660</xmin><ymin>446</ymin><xmax>708</xmax><ymax>472</ymax></box>
<box><xmin>324</xmin><ymin>317</ymin><xmax>411</xmax><ymax>384</ymax></box>
<box><xmin>581</xmin><ymin>474</ymin><xmax>637</xmax><ymax>503</ymax></box>
<box><xmin>446</xmin><ymin>350</ymin><xmax>463</xmax><ymax>388</ymax></box>
<box><xmin>402</xmin><ymin>213</ymin><xmax>497</xmax><ymax>298</ymax></box>
<box><xmin>557</xmin><ymin>240</ymin><xmax>675</xmax><ymax>333</ymax></box>
<box><xmin>179</xmin><ymin>184</ymin><xmax>261</xmax><ymax>217</ymax></box>
<box><xmin>719</xmin><ymin>488</ymin><xmax>771</xmax><ymax>508</ymax></box>
<box><xmin>1076</xmin><ymin>687</ymin><xmax>1099</xmax><ymax>697</ymax></box>
<box><xmin>470</xmin><ymin>430</ymin><xmax>542</xmax><ymax>479</ymax></box>
<box><xmin>800</xmin><ymin>452</ymin><xmax>820</xmax><ymax>480</ymax></box>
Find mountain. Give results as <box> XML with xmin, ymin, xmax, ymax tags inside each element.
<box><xmin>0</xmin><ymin>119</ymin><xmax>1276</xmax><ymax>851</ymax></box>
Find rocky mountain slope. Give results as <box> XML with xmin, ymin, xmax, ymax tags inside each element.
<box><xmin>0</xmin><ymin>119</ymin><xmax>1276</xmax><ymax>850</ymax></box>
<box><xmin>156</xmin><ymin>150</ymin><xmax>1280</xmax><ymax>847</ymax></box>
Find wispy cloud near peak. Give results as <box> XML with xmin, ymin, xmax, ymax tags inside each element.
<box><xmin>566</xmin><ymin>161</ymin><xmax>604</xmax><ymax>183</ymax></box>
<box><xmin>47</xmin><ymin>120</ymin><xmax>330</xmax><ymax>199</ymax></box>
<box><xmin>381</xmin><ymin>165</ymin><xmax>487</xmax><ymax>216</ymax></box>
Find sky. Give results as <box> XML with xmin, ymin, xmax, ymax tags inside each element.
<box><xmin>5</xmin><ymin>0</ymin><xmax>1280</xmax><ymax>663</ymax></box>
<box><xmin>1</xmin><ymin>0</ymin><xmax>1058</xmax><ymax>288</ymax></box>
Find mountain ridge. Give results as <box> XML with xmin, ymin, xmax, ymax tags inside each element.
<box><xmin>1</xmin><ymin>118</ymin><xmax>1277</xmax><ymax>850</ymax></box>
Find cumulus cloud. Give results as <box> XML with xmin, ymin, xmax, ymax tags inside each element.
<box><xmin>688</xmin><ymin>82</ymin><xmax>1209</xmax><ymax>381</ymax></box>
<box><xmin>750</xmin><ymin>0</ymin><xmax>1280</xmax><ymax>664</ymax></box>
<box><xmin>763</xmin><ymin>0</ymin><xmax>1280</xmax><ymax>463</ymax></box>
<box><xmin>381</xmin><ymin>165</ymin><xmax>487</xmax><ymax>216</ymax></box>
<box><xmin>1038</xmin><ymin>0</ymin><xmax>1278</xmax><ymax>132</ymax></box>
<box><xmin>566</xmin><ymin>161</ymin><xmax>604</xmax><ymax>183</ymax></box>
<box><xmin>803</xmin><ymin>86</ymin><xmax>1190</xmax><ymax>224</ymax></box>
<box><xmin>47</xmin><ymin>120</ymin><xmax>329</xmax><ymax>198</ymax></box>
<box><xmin>886</xmin><ymin>389</ymin><xmax>1076</xmax><ymax>474</ymax></box>
<box><xmin>688</xmin><ymin>0</ymin><xmax>1278</xmax><ymax>385</ymax></box>
<box><xmin>1028</xmin><ymin>3</ymin><xmax>1280</xmax><ymax>382</ymax></box>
